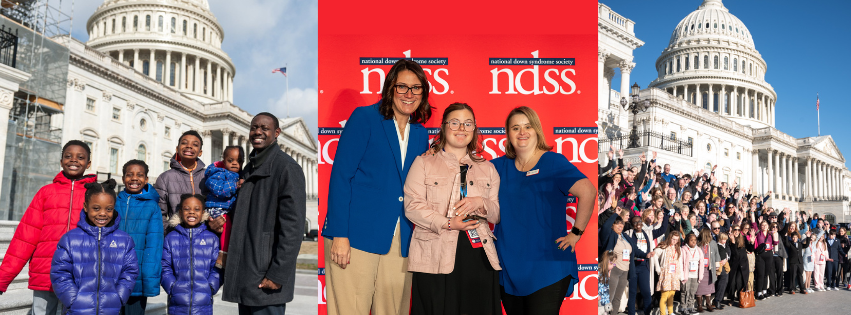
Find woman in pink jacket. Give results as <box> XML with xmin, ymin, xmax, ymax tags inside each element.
<box><xmin>813</xmin><ymin>231</ymin><xmax>828</xmax><ymax>291</ymax></box>
<box><xmin>404</xmin><ymin>102</ymin><xmax>501</xmax><ymax>315</ymax></box>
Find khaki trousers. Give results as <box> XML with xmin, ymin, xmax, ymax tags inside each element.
<box><xmin>325</xmin><ymin>224</ymin><xmax>412</xmax><ymax>315</ymax></box>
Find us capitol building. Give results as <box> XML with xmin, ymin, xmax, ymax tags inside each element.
<box><xmin>598</xmin><ymin>0</ymin><xmax>850</xmax><ymax>222</ymax></box>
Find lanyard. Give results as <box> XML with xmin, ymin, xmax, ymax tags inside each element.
<box><xmin>459</xmin><ymin>165</ymin><xmax>469</xmax><ymax>200</ymax></box>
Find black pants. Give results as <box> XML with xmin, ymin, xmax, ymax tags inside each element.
<box><xmin>755</xmin><ymin>252</ymin><xmax>775</xmax><ymax>293</ymax></box>
<box><xmin>788</xmin><ymin>263</ymin><xmax>805</xmax><ymax>292</ymax></box>
<box><xmin>629</xmin><ymin>261</ymin><xmax>652</xmax><ymax>315</ymax></box>
<box><xmin>501</xmin><ymin>275</ymin><xmax>571</xmax><ymax>315</ymax></box>
<box><xmin>727</xmin><ymin>259</ymin><xmax>747</xmax><ymax>301</ymax></box>
<box><xmin>238</xmin><ymin>303</ymin><xmax>286</xmax><ymax>315</ymax></box>
<box><xmin>826</xmin><ymin>260</ymin><xmax>839</xmax><ymax>288</ymax></box>
<box><xmin>772</xmin><ymin>256</ymin><xmax>784</xmax><ymax>294</ymax></box>
<box><xmin>714</xmin><ymin>269</ymin><xmax>728</xmax><ymax>307</ymax></box>
<box><xmin>120</xmin><ymin>296</ymin><xmax>147</xmax><ymax>315</ymax></box>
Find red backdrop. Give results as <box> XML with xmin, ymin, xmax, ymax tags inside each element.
<box><xmin>318</xmin><ymin>1</ymin><xmax>599</xmax><ymax>314</ymax></box>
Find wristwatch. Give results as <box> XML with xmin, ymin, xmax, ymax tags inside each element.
<box><xmin>570</xmin><ymin>226</ymin><xmax>584</xmax><ymax>236</ymax></box>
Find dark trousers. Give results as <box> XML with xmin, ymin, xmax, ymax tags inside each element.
<box><xmin>501</xmin><ymin>275</ymin><xmax>571</xmax><ymax>315</ymax></box>
<box><xmin>727</xmin><ymin>260</ymin><xmax>746</xmax><ymax>301</ymax></box>
<box><xmin>120</xmin><ymin>296</ymin><xmax>146</xmax><ymax>315</ymax></box>
<box><xmin>755</xmin><ymin>252</ymin><xmax>775</xmax><ymax>293</ymax></box>
<box><xmin>714</xmin><ymin>269</ymin><xmax>728</xmax><ymax>307</ymax></box>
<box><xmin>826</xmin><ymin>260</ymin><xmax>839</xmax><ymax>287</ymax></box>
<box><xmin>238</xmin><ymin>303</ymin><xmax>286</xmax><ymax>315</ymax></box>
<box><xmin>629</xmin><ymin>261</ymin><xmax>652</xmax><ymax>315</ymax></box>
<box><xmin>788</xmin><ymin>263</ymin><xmax>805</xmax><ymax>292</ymax></box>
<box><xmin>772</xmin><ymin>256</ymin><xmax>784</xmax><ymax>294</ymax></box>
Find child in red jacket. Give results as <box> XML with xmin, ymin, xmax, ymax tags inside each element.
<box><xmin>0</xmin><ymin>140</ymin><xmax>97</xmax><ymax>314</ymax></box>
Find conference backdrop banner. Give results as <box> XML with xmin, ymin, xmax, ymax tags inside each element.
<box><xmin>318</xmin><ymin>2</ymin><xmax>598</xmax><ymax>314</ymax></box>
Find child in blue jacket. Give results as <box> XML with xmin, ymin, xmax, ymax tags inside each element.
<box><xmin>203</xmin><ymin>146</ymin><xmax>243</xmax><ymax>268</ymax></box>
<box><xmin>117</xmin><ymin>160</ymin><xmax>164</xmax><ymax>314</ymax></box>
<box><xmin>162</xmin><ymin>194</ymin><xmax>221</xmax><ymax>315</ymax></box>
<box><xmin>51</xmin><ymin>179</ymin><xmax>139</xmax><ymax>315</ymax></box>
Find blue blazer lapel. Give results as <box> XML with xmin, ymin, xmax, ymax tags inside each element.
<box><xmin>402</xmin><ymin>124</ymin><xmax>423</xmax><ymax>174</ymax></box>
<box><xmin>382</xmin><ymin>118</ymin><xmax>403</xmax><ymax>180</ymax></box>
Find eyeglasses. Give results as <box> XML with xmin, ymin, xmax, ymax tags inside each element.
<box><xmin>445</xmin><ymin>119</ymin><xmax>475</xmax><ymax>131</ymax></box>
<box><xmin>394</xmin><ymin>85</ymin><xmax>423</xmax><ymax>95</ymax></box>
<box><xmin>712</xmin><ymin>227</ymin><xmax>720</xmax><ymax>230</ymax></box>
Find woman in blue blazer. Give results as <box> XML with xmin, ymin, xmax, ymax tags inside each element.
<box><xmin>323</xmin><ymin>59</ymin><xmax>432</xmax><ymax>315</ymax></box>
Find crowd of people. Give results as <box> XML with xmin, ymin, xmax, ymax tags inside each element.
<box><xmin>0</xmin><ymin>112</ymin><xmax>306</xmax><ymax>315</ymax></box>
<box><xmin>597</xmin><ymin>149</ymin><xmax>851</xmax><ymax>315</ymax></box>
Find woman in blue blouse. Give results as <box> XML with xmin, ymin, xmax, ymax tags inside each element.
<box><xmin>323</xmin><ymin>59</ymin><xmax>432</xmax><ymax>315</ymax></box>
<box><xmin>491</xmin><ymin>106</ymin><xmax>596</xmax><ymax>314</ymax></box>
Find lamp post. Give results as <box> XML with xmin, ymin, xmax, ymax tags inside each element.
<box><xmin>620</xmin><ymin>82</ymin><xmax>650</xmax><ymax>149</ymax></box>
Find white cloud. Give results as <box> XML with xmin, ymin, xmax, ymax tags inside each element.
<box><xmin>269</xmin><ymin>87</ymin><xmax>318</xmax><ymax>140</ymax></box>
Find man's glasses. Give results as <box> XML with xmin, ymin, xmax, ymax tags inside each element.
<box><xmin>394</xmin><ymin>85</ymin><xmax>423</xmax><ymax>95</ymax></box>
<box><xmin>445</xmin><ymin>119</ymin><xmax>475</xmax><ymax>131</ymax></box>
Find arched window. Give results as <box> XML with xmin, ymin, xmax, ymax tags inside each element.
<box><xmin>146</xmin><ymin>15</ymin><xmax>151</xmax><ymax>31</ymax></box>
<box><xmin>714</xmin><ymin>23</ymin><xmax>717</xmax><ymax>29</ymax></box>
<box><xmin>713</xmin><ymin>92</ymin><xmax>719</xmax><ymax>112</ymax></box>
<box><xmin>702</xmin><ymin>92</ymin><xmax>708</xmax><ymax>109</ymax></box>
<box><xmin>737</xmin><ymin>95</ymin><xmax>742</xmax><ymax>115</ymax></box>
<box><xmin>194</xmin><ymin>23</ymin><xmax>197</xmax><ymax>38</ymax></box>
<box><xmin>705</xmin><ymin>23</ymin><xmax>709</xmax><ymax>28</ymax></box>
<box><xmin>122</xmin><ymin>17</ymin><xmax>126</xmax><ymax>32</ymax></box>
<box><xmin>690</xmin><ymin>24</ymin><xmax>694</xmax><ymax>30</ymax></box>
<box><xmin>706</xmin><ymin>162</ymin><xmax>712</xmax><ymax>170</ymax></box>
<box><xmin>170</xmin><ymin>62</ymin><xmax>176</xmax><ymax>86</ymax></box>
<box><xmin>825</xmin><ymin>214</ymin><xmax>837</xmax><ymax>225</ymax></box>
<box><xmin>202</xmin><ymin>27</ymin><xmax>206</xmax><ymax>41</ymax></box>
<box><xmin>112</xmin><ymin>19</ymin><xmax>115</xmax><ymax>34</ymax></box>
<box><xmin>143</xmin><ymin>60</ymin><xmax>150</xmax><ymax>75</ymax></box>
<box><xmin>698</xmin><ymin>23</ymin><xmax>702</xmax><ymax>29</ymax></box>
<box><xmin>685</xmin><ymin>56</ymin><xmax>690</xmax><ymax>70</ymax></box>
<box><xmin>676</xmin><ymin>58</ymin><xmax>681</xmax><ymax>72</ymax></box>
<box><xmin>133</xmin><ymin>15</ymin><xmax>138</xmax><ymax>31</ymax></box>
<box><xmin>733</xmin><ymin>58</ymin><xmax>737</xmax><ymax>71</ymax></box>
<box><xmin>703</xmin><ymin>55</ymin><xmax>709</xmax><ymax>69</ymax></box>
<box><xmin>749</xmin><ymin>98</ymin><xmax>754</xmax><ymax>118</ymax></box>
<box><xmin>158</xmin><ymin>16</ymin><xmax>163</xmax><ymax>32</ymax></box>
<box><xmin>724</xmin><ymin>56</ymin><xmax>728</xmax><ymax>70</ymax></box>
<box><xmin>103</xmin><ymin>21</ymin><xmax>106</xmax><ymax>36</ymax></box>
<box><xmin>156</xmin><ymin>61</ymin><xmax>163</xmax><ymax>81</ymax></box>
<box><xmin>171</xmin><ymin>17</ymin><xmax>176</xmax><ymax>33</ymax></box>
<box><xmin>137</xmin><ymin>144</ymin><xmax>147</xmax><ymax>162</ymax></box>
<box><xmin>183</xmin><ymin>20</ymin><xmax>187</xmax><ymax>35</ymax></box>
<box><xmin>742</xmin><ymin>60</ymin><xmax>746</xmax><ymax>73</ymax></box>
<box><xmin>714</xmin><ymin>56</ymin><xmax>719</xmax><ymax>69</ymax></box>
<box><xmin>694</xmin><ymin>55</ymin><xmax>698</xmax><ymax>69</ymax></box>
<box><xmin>749</xmin><ymin>63</ymin><xmax>752</xmax><ymax>75</ymax></box>
<box><xmin>721</xmin><ymin>24</ymin><xmax>725</xmax><ymax>30</ymax></box>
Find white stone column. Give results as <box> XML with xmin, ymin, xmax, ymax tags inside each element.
<box><xmin>819</xmin><ymin>162</ymin><xmax>824</xmax><ymax>199</ymax></box>
<box><xmin>807</xmin><ymin>158</ymin><xmax>812</xmax><ymax>199</ymax></box>
<box><xmin>215</xmin><ymin>64</ymin><xmax>222</xmax><ymax>100</ymax></box>
<box><xmin>118</xmin><ymin>50</ymin><xmax>124</xmax><ymax>64</ymax></box>
<box><xmin>708</xmin><ymin>84</ymin><xmax>714</xmax><ymax>111</ymax></box>
<box><xmin>194</xmin><ymin>57</ymin><xmax>200</xmax><ymax>93</ymax></box>
<box><xmin>720</xmin><ymin>85</ymin><xmax>726</xmax><ymax>114</ymax></box>
<box><xmin>780</xmin><ymin>153</ymin><xmax>786</xmax><ymax>198</ymax></box>
<box><xmin>767</xmin><ymin>150</ymin><xmax>774</xmax><ymax>196</ymax></box>
<box><xmin>228</xmin><ymin>74</ymin><xmax>234</xmax><ymax>102</ymax></box>
<box><xmin>149</xmin><ymin>49</ymin><xmax>156</xmax><ymax>79</ymax></box>
<box><xmin>221</xmin><ymin>128</ymin><xmax>230</xmax><ymax>158</ymax></box>
<box><xmin>620</xmin><ymin>61</ymin><xmax>633</xmax><ymax>100</ymax></box>
<box><xmin>201</xmin><ymin>130</ymin><xmax>213</xmax><ymax>167</ymax></box>
<box><xmin>793</xmin><ymin>158</ymin><xmax>799</xmax><ymax>200</ymax></box>
<box><xmin>165</xmin><ymin>50</ymin><xmax>172</xmax><ymax>86</ymax></box>
<box><xmin>696</xmin><ymin>84</ymin><xmax>702</xmax><ymax>108</ymax></box>
<box><xmin>133</xmin><ymin>49</ymin><xmax>140</xmax><ymax>72</ymax></box>
<box><xmin>180</xmin><ymin>53</ymin><xmax>186</xmax><ymax>90</ymax></box>
<box><xmin>206</xmin><ymin>60</ymin><xmax>212</xmax><ymax>96</ymax></box>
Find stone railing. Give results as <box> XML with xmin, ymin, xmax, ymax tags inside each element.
<box><xmin>599</xmin><ymin>3</ymin><xmax>635</xmax><ymax>34</ymax></box>
<box><xmin>639</xmin><ymin>87</ymin><xmax>754</xmax><ymax>136</ymax></box>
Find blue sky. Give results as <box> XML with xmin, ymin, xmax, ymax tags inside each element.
<box><xmin>66</xmin><ymin>0</ymin><xmax>318</xmax><ymax>140</ymax></box>
<box><xmin>603</xmin><ymin>0</ymin><xmax>851</xmax><ymax>167</ymax></box>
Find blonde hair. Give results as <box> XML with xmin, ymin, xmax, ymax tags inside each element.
<box><xmin>503</xmin><ymin>106</ymin><xmax>552</xmax><ymax>159</ymax></box>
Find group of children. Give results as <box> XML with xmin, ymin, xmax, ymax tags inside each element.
<box><xmin>0</xmin><ymin>130</ymin><xmax>246</xmax><ymax>315</ymax></box>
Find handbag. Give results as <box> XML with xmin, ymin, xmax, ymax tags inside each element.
<box><xmin>739</xmin><ymin>290</ymin><xmax>755</xmax><ymax>308</ymax></box>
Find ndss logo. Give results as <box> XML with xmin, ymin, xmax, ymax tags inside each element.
<box><xmin>360</xmin><ymin>50</ymin><xmax>450</xmax><ymax>95</ymax></box>
<box><xmin>490</xmin><ymin>50</ymin><xmax>577</xmax><ymax>95</ymax></box>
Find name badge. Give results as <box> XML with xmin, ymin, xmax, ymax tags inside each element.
<box><xmin>467</xmin><ymin>229</ymin><xmax>483</xmax><ymax>249</ymax></box>
<box><xmin>526</xmin><ymin>169</ymin><xmax>540</xmax><ymax>176</ymax></box>
<box><xmin>622</xmin><ymin>249</ymin><xmax>630</xmax><ymax>261</ymax></box>
<box><xmin>689</xmin><ymin>260</ymin><xmax>699</xmax><ymax>272</ymax></box>
<box><xmin>669</xmin><ymin>263</ymin><xmax>677</xmax><ymax>274</ymax></box>
<box><xmin>703</xmin><ymin>258</ymin><xmax>709</xmax><ymax>267</ymax></box>
<box><xmin>820</xmin><ymin>255</ymin><xmax>825</xmax><ymax>262</ymax></box>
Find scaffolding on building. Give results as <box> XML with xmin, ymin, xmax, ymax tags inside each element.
<box><xmin>0</xmin><ymin>0</ymin><xmax>72</xmax><ymax>220</ymax></box>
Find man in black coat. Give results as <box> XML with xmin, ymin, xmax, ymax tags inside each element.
<box><xmin>222</xmin><ymin>113</ymin><xmax>307</xmax><ymax>314</ymax></box>
<box><xmin>826</xmin><ymin>229</ymin><xmax>843</xmax><ymax>290</ymax></box>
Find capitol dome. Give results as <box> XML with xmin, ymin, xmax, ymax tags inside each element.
<box><xmin>648</xmin><ymin>0</ymin><xmax>776</xmax><ymax>129</ymax></box>
<box><xmin>85</xmin><ymin>0</ymin><xmax>235</xmax><ymax>104</ymax></box>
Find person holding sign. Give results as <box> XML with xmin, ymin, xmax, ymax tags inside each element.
<box><xmin>403</xmin><ymin>103</ymin><xmax>502</xmax><ymax>315</ymax></box>
<box><xmin>491</xmin><ymin>106</ymin><xmax>596</xmax><ymax>315</ymax></box>
<box><xmin>323</xmin><ymin>59</ymin><xmax>432</xmax><ymax>315</ymax></box>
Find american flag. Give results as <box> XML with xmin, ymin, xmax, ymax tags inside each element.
<box><xmin>272</xmin><ymin>67</ymin><xmax>287</xmax><ymax>77</ymax></box>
